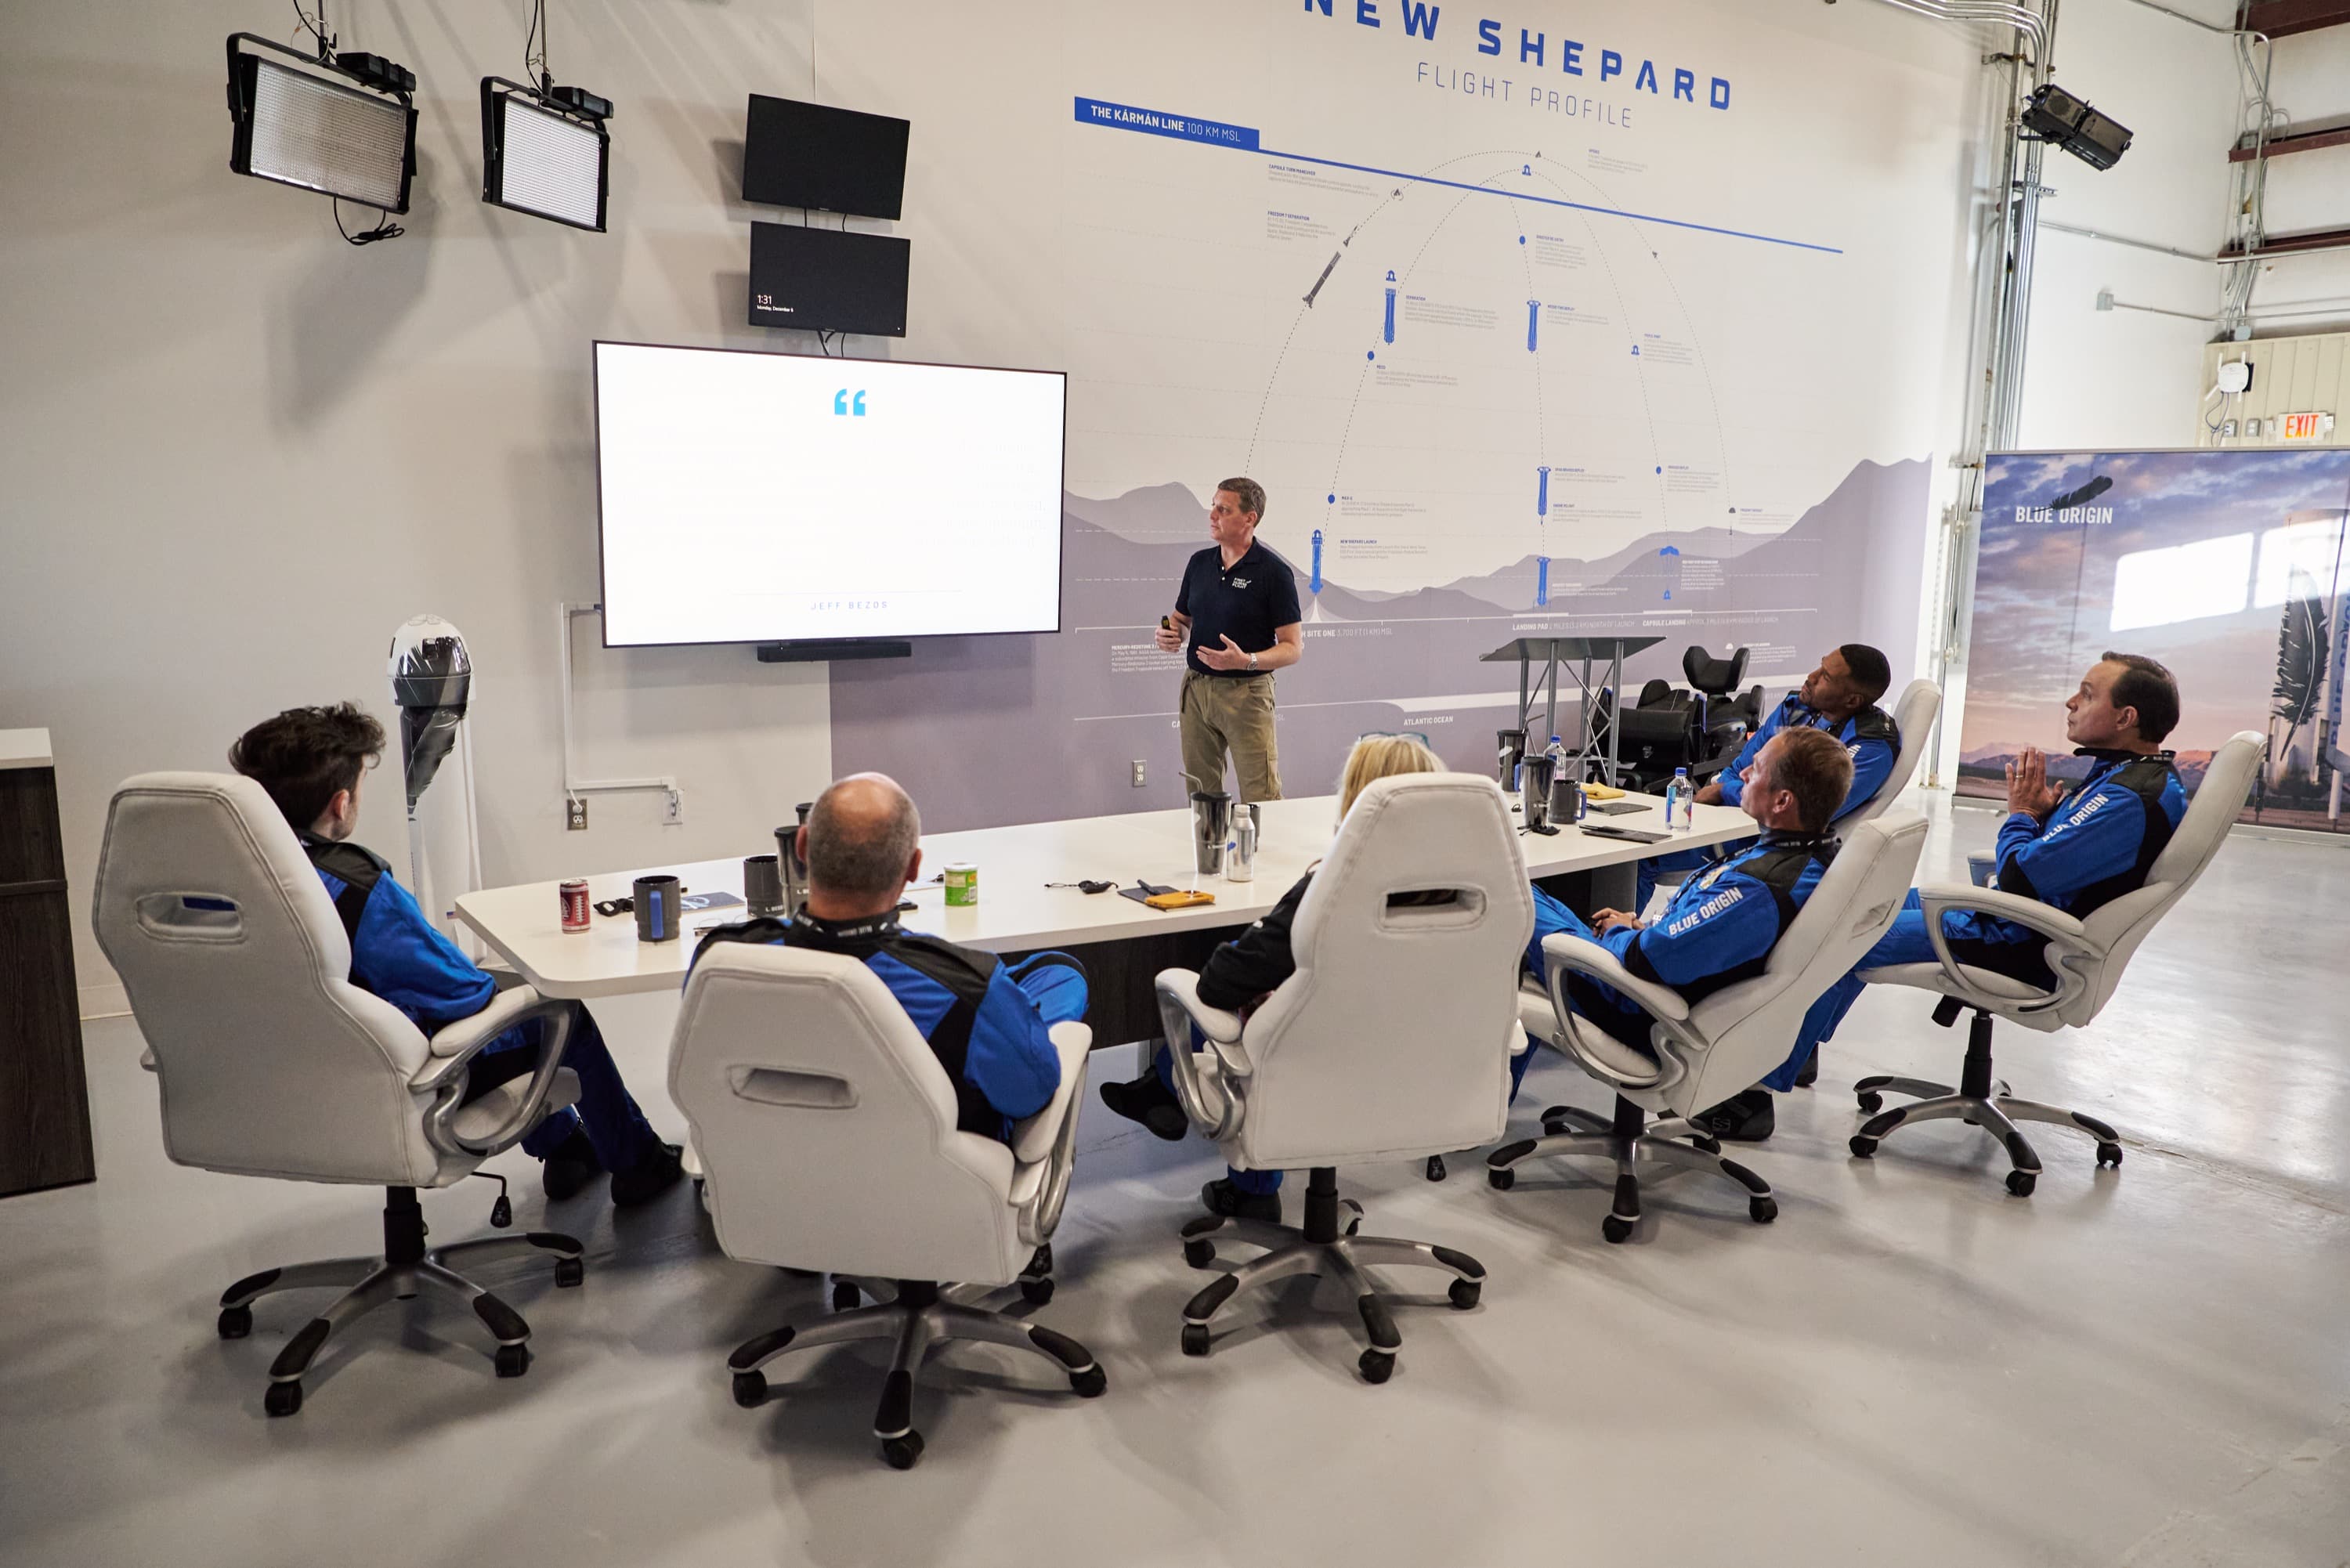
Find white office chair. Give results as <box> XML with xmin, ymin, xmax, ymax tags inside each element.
<box><xmin>1847</xmin><ymin>732</ymin><xmax>2261</xmax><ymax>1193</ymax></box>
<box><xmin>1491</xmin><ymin>813</ymin><xmax>1928</xmax><ymax>1241</ymax></box>
<box><xmin>1842</xmin><ymin>678</ymin><xmax>1943</xmax><ymax>827</ymax></box>
<box><xmin>1154</xmin><ymin>773</ymin><xmax>1533</xmax><ymax>1382</ymax></box>
<box><xmin>669</xmin><ymin>943</ymin><xmax>1101</xmax><ymax>1470</ymax></box>
<box><xmin>1642</xmin><ymin>679</ymin><xmax>1940</xmax><ymax>926</ymax></box>
<box><xmin>90</xmin><ymin>774</ymin><xmax>588</xmax><ymax>1416</ymax></box>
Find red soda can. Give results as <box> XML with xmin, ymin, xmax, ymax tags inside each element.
<box><xmin>560</xmin><ymin>880</ymin><xmax>591</xmax><ymax>933</ymax></box>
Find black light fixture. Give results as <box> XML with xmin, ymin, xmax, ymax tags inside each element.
<box><xmin>481</xmin><ymin>2</ymin><xmax>614</xmax><ymax>233</ymax></box>
<box><xmin>225</xmin><ymin>6</ymin><xmax>418</xmax><ymax>233</ymax></box>
<box><xmin>2023</xmin><ymin>83</ymin><xmax>2132</xmax><ymax>172</ymax></box>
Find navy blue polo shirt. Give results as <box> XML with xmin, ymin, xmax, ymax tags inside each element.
<box><xmin>1174</xmin><ymin>539</ymin><xmax>1302</xmax><ymax>677</ymax></box>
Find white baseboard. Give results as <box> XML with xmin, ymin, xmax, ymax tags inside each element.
<box><xmin>79</xmin><ymin>981</ymin><xmax>130</xmax><ymax>1021</ymax></box>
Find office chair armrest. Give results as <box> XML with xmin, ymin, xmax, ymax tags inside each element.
<box><xmin>420</xmin><ymin>984</ymin><xmax>552</xmax><ymax>1065</ymax></box>
<box><xmin>1897</xmin><ymin>883</ymin><xmax>2098</xmax><ymax>1018</ymax></box>
<box><xmin>1153</xmin><ymin>970</ymin><xmax>1246</xmax><ymax>1141</ymax></box>
<box><xmin>1539</xmin><ymin>934</ymin><xmax>1689</xmax><ymax>1021</ymax></box>
<box><xmin>1010</xmin><ymin>1021</ymin><xmax>1093</xmax><ymax>1166</ymax></box>
<box><xmin>414</xmin><ymin>988</ymin><xmax>581</xmax><ymax>1157</ymax></box>
<box><xmin>1013</xmin><ymin>1021</ymin><xmax>1093</xmax><ymax>1247</ymax></box>
<box><xmin>1538</xmin><ymin>934</ymin><xmax>1687</xmax><ymax>1093</ymax></box>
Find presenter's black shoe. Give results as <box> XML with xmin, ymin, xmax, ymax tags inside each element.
<box><xmin>610</xmin><ymin>1142</ymin><xmax>688</xmax><ymax>1207</ymax></box>
<box><xmin>1794</xmin><ymin>1049</ymin><xmax>1820</xmax><ymax>1089</ymax></box>
<box><xmin>1100</xmin><ymin>1073</ymin><xmax>1188</xmax><ymax>1141</ymax></box>
<box><xmin>1690</xmin><ymin>1089</ymin><xmax>1776</xmax><ymax>1143</ymax></box>
<box><xmin>1200</xmin><ymin>1179</ymin><xmax>1282</xmax><ymax>1225</ymax></box>
<box><xmin>540</xmin><ymin>1127</ymin><xmax>602</xmax><ymax>1201</ymax></box>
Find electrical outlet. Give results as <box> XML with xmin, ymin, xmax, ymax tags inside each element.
<box><xmin>566</xmin><ymin>797</ymin><xmax>588</xmax><ymax>831</ymax></box>
<box><xmin>663</xmin><ymin>788</ymin><xmax>685</xmax><ymax>826</ymax></box>
<box><xmin>1131</xmin><ymin>760</ymin><xmax>1147</xmax><ymax>787</ymax></box>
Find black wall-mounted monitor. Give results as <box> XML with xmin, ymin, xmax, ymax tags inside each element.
<box><xmin>742</xmin><ymin>94</ymin><xmax>909</xmax><ymax>219</ymax></box>
<box><xmin>748</xmin><ymin>222</ymin><xmax>909</xmax><ymax>338</ymax></box>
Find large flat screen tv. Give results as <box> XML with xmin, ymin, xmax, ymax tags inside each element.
<box><xmin>594</xmin><ymin>342</ymin><xmax>1066</xmax><ymax>648</ymax></box>
<box><xmin>742</xmin><ymin>95</ymin><xmax>909</xmax><ymax>219</ymax></box>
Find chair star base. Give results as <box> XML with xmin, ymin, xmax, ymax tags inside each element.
<box><xmin>725</xmin><ymin>1266</ymin><xmax>1104</xmax><ymax>1471</ymax></box>
<box><xmin>1176</xmin><ymin>1166</ymin><xmax>1486</xmax><ymax>1383</ymax></box>
<box><xmin>217</xmin><ymin>1185</ymin><xmax>584</xmax><ymax>1417</ymax></box>
<box><xmin>1847</xmin><ymin>1006</ymin><xmax>2124</xmax><ymax>1196</ymax></box>
<box><xmin>1484</xmin><ymin>1093</ymin><xmax>1777</xmax><ymax>1241</ymax></box>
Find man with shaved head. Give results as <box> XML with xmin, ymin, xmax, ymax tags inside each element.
<box><xmin>697</xmin><ymin>773</ymin><xmax>1086</xmax><ymax>1143</ymax></box>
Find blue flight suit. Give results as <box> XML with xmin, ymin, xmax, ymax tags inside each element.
<box><xmin>300</xmin><ymin>834</ymin><xmax>663</xmax><ymax>1171</ymax></box>
<box><xmin>697</xmin><ymin>909</ymin><xmax>1080</xmax><ymax>1143</ymax></box>
<box><xmin>1786</xmin><ymin>749</ymin><xmax>2189</xmax><ymax>1086</ymax></box>
<box><xmin>1636</xmin><ymin>694</ymin><xmax>1900</xmax><ymax>907</ymax></box>
<box><xmin>1533</xmin><ymin>831</ymin><xmax>1841</xmax><ymax>1075</ymax></box>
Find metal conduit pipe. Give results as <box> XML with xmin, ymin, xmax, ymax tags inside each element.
<box><xmin>1864</xmin><ymin>0</ymin><xmax>2051</xmax><ymax>55</ymax></box>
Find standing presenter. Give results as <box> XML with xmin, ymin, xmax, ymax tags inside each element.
<box><xmin>1157</xmin><ymin>477</ymin><xmax>1303</xmax><ymax>802</ymax></box>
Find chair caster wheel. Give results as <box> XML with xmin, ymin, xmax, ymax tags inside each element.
<box><xmin>553</xmin><ymin>1257</ymin><xmax>584</xmax><ymax>1288</ymax></box>
<box><xmin>2096</xmin><ymin>1143</ymin><xmax>2124</xmax><ymax>1169</ymax></box>
<box><xmin>1069</xmin><ymin>1365</ymin><xmax>1108</xmax><ymax>1398</ymax></box>
<box><xmin>1183</xmin><ymin>1238</ymin><xmax>1217</xmax><ymax>1269</ymax></box>
<box><xmin>1487</xmin><ymin>1167</ymin><xmax>1516</xmax><ymax>1192</ymax></box>
<box><xmin>1748</xmin><ymin>1196</ymin><xmax>1778</xmax><ymax>1224</ymax></box>
<box><xmin>1028</xmin><ymin>1244</ymin><xmax>1054</xmax><ymax>1277</ymax></box>
<box><xmin>1342</xmin><ymin>1201</ymin><xmax>1363</xmax><ymax>1237</ymax></box>
<box><xmin>1426</xmin><ymin>1155</ymin><xmax>1447</xmax><ymax>1182</ymax></box>
<box><xmin>1020</xmin><ymin>1274</ymin><xmax>1055</xmax><ymax>1306</ymax></box>
<box><xmin>1601</xmin><ymin>1214</ymin><xmax>1634</xmax><ymax>1245</ymax></box>
<box><xmin>2005</xmin><ymin>1169</ymin><xmax>2037</xmax><ymax>1198</ymax></box>
<box><xmin>1849</xmin><ymin>1136</ymin><xmax>1877</xmax><ymax>1159</ymax></box>
<box><xmin>831</xmin><ymin>1280</ymin><xmax>860</xmax><ymax>1312</ymax></box>
<box><xmin>1358</xmin><ymin>1348</ymin><xmax>1394</xmax><ymax>1384</ymax></box>
<box><xmin>1692</xmin><ymin>1134</ymin><xmax>1722</xmax><ymax>1156</ymax></box>
<box><xmin>1180</xmin><ymin>1323</ymin><xmax>1210</xmax><ymax>1357</ymax></box>
<box><xmin>880</xmin><ymin>1432</ymin><xmax>925</xmax><ymax>1471</ymax></box>
<box><xmin>1856</xmin><ymin>1091</ymin><xmax>1883</xmax><ymax>1115</ymax></box>
<box><xmin>217</xmin><ymin>1306</ymin><xmax>252</xmax><ymax>1340</ymax></box>
<box><xmin>494</xmin><ymin>1342</ymin><xmax>530</xmax><ymax>1378</ymax></box>
<box><xmin>1448</xmin><ymin>1278</ymin><xmax>1480</xmax><ymax>1310</ymax></box>
<box><xmin>263</xmin><ymin>1380</ymin><xmax>302</xmax><ymax>1418</ymax></box>
<box><xmin>732</xmin><ymin>1371</ymin><xmax>768</xmax><ymax>1408</ymax></box>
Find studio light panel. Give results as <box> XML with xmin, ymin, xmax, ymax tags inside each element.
<box><xmin>234</xmin><ymin>53</ymin><xmax>414</xmax><ymax>211</ymax></box>
<box><xmin>484</xmin><ymin>89</ymin><xmax>609</xmax><ymax>231</ymax></box>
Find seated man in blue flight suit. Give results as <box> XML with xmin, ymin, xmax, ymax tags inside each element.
<box><xmin>1788</xmin><ymin>651</ymin><xmax>2188</xmax><ymax>1104</ymax></box>
<box><xmin>1638</xmin><ymin>642</ymin><xmax>1899</xmax><ymax>909</ymax></box>
<box><xmin>230</xmin><ymin>705</ymin><xmax>685</xmax><ymax>1205</ymax></box>
<box><xmin>695</xmin><ymin>773</ymin><xmax>1083</xmax><ymax>1145</ymax></box>
<box><xmin>1529</xmin><ymin>725</ymin><xmax>1856</xmax><ymax>1144</ymax></box>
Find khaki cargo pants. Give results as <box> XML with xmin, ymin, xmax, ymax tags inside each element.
<box><xmin>1179</xmin><ymin>670</ymin><xmax>1282</xmax><ymax>803</ymax></box>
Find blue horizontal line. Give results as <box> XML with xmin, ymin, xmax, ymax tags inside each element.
<box><xmin>1258</xmin><ymin>147</ymin><xmax>1842</xmax><ymax>255</ymax></box>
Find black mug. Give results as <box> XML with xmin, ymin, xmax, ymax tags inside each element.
<box><xmin>743</xmin><ymin>854</ymin><xmax>783</xmax><ymax>917</ymax></box>
<box><xmin>633</xmin><ymin>874</ymin><xmax>683</xmax><ymax>943</ymax></box>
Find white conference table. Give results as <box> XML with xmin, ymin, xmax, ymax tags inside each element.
<box><xmin>457</xmin><ymin>787</ymin><xmax>1752</xmax><ymax>1045</ymax></box>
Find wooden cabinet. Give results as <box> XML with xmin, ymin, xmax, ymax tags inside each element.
<box><xmin>1</xmin><ymin>732</ymin><xmax>96</xmax><ymax>1196</ymax></box>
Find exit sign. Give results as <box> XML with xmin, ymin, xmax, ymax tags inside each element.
<box><xmin>2280</xmin><ymin>410</ymin><xmax>2335</xmax><ymax>442</ymax></box>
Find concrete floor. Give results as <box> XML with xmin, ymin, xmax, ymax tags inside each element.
<box><xmin>5</xmin><ymin>792</ymin><xmax>2348</xmax><ymax>1568</ymax></box>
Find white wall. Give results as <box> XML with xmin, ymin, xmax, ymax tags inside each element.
<box><xmin>0</xmin><ymin>2</ymin><xmax>848</xmax><ymax>1012</ymax></box>
<box><xmin>2012</xmin><ymin>0</ymin><xmax>2243</xmax><ymax>450</ymax></box>
<box><xmin>0</xmin><ymin>0</ymin><xmax>1996</xmax><ymax>1010</ymax></box>
<box><xmin>2013</xmin><ymin>0</ymin><xmax>2350</xmax><ymax>448</ymax></box>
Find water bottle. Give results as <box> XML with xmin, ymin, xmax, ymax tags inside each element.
<box><xmin>1545</xmin><ymin>735</ymin><xmax>1569</xmax><ymax>773</ymax></box>
<box><xmin>1665</xmin><ymin>767</ymin><xmax>1694</xmax><ymax>833</ymax></box>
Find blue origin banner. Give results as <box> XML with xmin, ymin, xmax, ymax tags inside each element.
<box><xmin>1962</xmin><ymin>450</ymin><xmax>2350</xmax><ymax>834</ymax></box>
